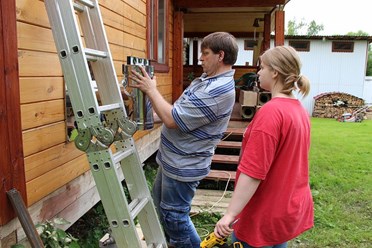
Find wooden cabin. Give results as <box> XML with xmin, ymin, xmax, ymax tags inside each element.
<box><xmin>0</xmin><ymin>0</ymin><xmax>289</xmax><ymax>246</ymax></box>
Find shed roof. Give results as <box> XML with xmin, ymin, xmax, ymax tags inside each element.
<box><xmin>281</xmin><ymin>35</ymin><xmax>372</xmax><ymax>42</ymax></box>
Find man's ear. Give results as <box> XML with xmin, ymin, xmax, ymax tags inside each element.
<box><xmin>219</xmin><ymin>51</ymin><xmax>225</xmax><ymax>61</ymax></box>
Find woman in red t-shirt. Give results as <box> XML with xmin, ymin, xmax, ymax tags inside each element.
<box><xmin>214</xmin><ymin>46</ymin><xmax>314</xmax><ymax>248</ymax></box>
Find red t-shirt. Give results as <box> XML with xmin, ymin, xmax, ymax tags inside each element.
<box><xmin>234</xmin><ymin>97</ymin><xmax>314</xmax><ymax>247</ymax></box>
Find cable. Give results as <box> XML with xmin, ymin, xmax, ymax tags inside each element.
<box><xmin>190</xmin><ymin>171</ymin><xmax>232</xmax><ymax>218</ymax></box>
<box><xmin>221</xmin><ymin>131</ymin><xmax>232</xmax><ymax>141</ymax></box>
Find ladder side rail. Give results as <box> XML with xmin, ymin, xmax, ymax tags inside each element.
<box><xmin>88</xmin><ymin>150</ymin><xmax>143</xmax><ymax>248</ymax></box>
<box><xmin>117</xmin><ymin>140</ymin><xmax>167</xmax><ymax>247</ymax></box>
<box><xmin>57</xmin><ymin>0</ymin><xmax>102</xmax><ymax>128</ymax></box>
<box><xmin>45</xmin><ymin>0</ymin><xmax>90</xmax><ymax>126</ymax></box>
<box><xmin>77</xmin><ymin>1</ymin><xmax>126</xmax><ymax>109</ymax></box>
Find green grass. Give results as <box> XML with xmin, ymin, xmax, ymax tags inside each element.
<box><xmin>193</xmin><ymin>118</ymin><xmax>372</xmax><ymax>247</ymax></box>
<box><xmin>288</xmin><ymin>118</ymin><xmax>372</xmax><ymax>248</ymax></box>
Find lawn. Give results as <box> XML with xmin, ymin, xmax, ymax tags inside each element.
<box><xmin>288</xmin><ymin>118</ymin><xmax>372</xmax><ymax>247</ymax></box>
<box><xmin>67</xmin><ymin>118</ymin><xmax>372</xmax><ymax>247</ymax></box>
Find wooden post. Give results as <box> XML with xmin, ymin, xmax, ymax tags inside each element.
<box><xmin>0</xmin><ymin>0</ymin><xmax>26</xmax><ymax>225</ymax></box>
<box><xmin>172</xmin><ymin>10</ymin><xmax>184</xmax><ymax>103</ymax></box>
<box><xmin>192</xmin><ymin>40</ymin><xmax>198</xmax><ymax>67</ymax></box>
<box><xmin>263</xmin><ymin>13</ymin><xmax>271</xmax><ymax>52</ymax></box>
<box><xmin>274</xmin><ymin>8</ymin><xmax>285</xmax><ymax>46</ymax></box>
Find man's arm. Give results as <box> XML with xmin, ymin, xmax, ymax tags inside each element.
<box><xmin>130</xmin><ymin>67</ymin><xmax>177</xmax><ymax>129</ymax></box>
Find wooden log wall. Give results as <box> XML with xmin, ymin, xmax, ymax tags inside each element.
<box><xmin>312</xmin><ymin>92</ymin><xmax>365</xmax><ymax>118</ymax></box>
<box><xmin>16</xmin><ymin>0</ymin><xmax>174</xmax><ymax>208</ymax></box>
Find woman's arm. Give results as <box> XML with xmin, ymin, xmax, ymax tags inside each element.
<box><xmin>214</xmin><ymin>173</ymin><xmax>260</xmax><ymax>238</ymax></box>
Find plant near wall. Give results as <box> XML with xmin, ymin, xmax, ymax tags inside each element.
<box><xmin>36</xmin><ymin>218</ymin><xmax>80</xmax><ymax>248</ymax></box>
<box><xmin>11</xmin><ymin>218</ymin><xmax>80</xmax><ymax>248</ymax></box>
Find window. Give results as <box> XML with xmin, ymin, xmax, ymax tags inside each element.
<box><xmin>244</xmin><ymin>40</ymin><xmax>258</xmax><ymax>50</ymax></box>
<box><xmin>289</xmin><ymin>40</ymin><xmax>310</xmax><ymax>52</ymax></box>
<box><xmin>332</xmin><ymin>41</ymin><xmax>354</xmax><ymax>53</ymax></box>
<box><xmin>147</xmin><ymin>0</ymin><xmax>169</xmax><ymax>72</ymax></box>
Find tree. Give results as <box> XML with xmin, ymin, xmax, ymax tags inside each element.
<box><xmin>367</xmin><ymin>44</ymin><xmax>372</xmax><ymax>76</ymax></box>
<box><xmin>307</xmin><ymin>20</ymin><xmax>324</xmax><ymax>36</ymax></box>
<box><xmin>346</xmin><ymin>30</ymin><xmax>369</xmax><ymax>36</ymax></box>
<box><xmin>286</xmin><ymin>18</ymin><xmax>306</xmax><ymax>35</ymax></box>
<box><xmin>286</xmin><ymin>18</ymin><xmax>324</xmax><ymax>36</ymax></box>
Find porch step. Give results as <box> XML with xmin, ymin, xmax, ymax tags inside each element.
<box><xmin>217</xmin><ymin>140</ymin><xmax>242</xmax><ymax>149</ymax></box>
<box><xmin>201</xmin><ymin>123</ymin><xmax>244</xmax><ymax>183</ymax></box>
<box><xmin>212</xmin><ymin>154</ymin><xmax>239</xmax><ymax>164</ymax></box>
<box><xmin>224</xmin><ymin>127</ymin><xmax>245</xmax><ymax>136</ymax></box>
<box><xmin>205</xmin><ymin>169</ymin><xmax>236</xmax><ymax>181</ymax></box>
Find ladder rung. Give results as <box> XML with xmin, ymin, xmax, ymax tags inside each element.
<box><xmin>75</xmin><ymin>0</ymin><xmax>95</xmax><ymax>8</ymax></box>
<box><xmin>98</xmin><ymin>103</ymin><xmax>121</xmax><ymax>112</ymax></box>
<box><xmin>129</xmin><ymin>198</ymin><xmax>149</xmax><ymax>219</ymax></box>
<box><xmin>73</xmin><ymin>3</ymin><xmax>84</xmax><ymax>12</ymax></box>
<box><xmin>148</xmin><ymin>244</ymin><xmax>163</xmax><ymax>248</ymax></box>
<box><xmin>113</xmin><ymin>148</ymin><xmax>134</xmax><ymax>164</ymax></box>
<box><xmin>84</xmin><ymin>48</ymin><xmax>107</xmax><ymax>61</ymax></box>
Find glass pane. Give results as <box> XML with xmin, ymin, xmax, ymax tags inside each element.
<box><xmin>158</xmin><ymin>0</ymin><xmax>165</xmax><ymax>63</ymax></box>
<box><xmin>149</xmin><ymin>0</ymin><xmax>155</xmax><ymax>60</ymax></box>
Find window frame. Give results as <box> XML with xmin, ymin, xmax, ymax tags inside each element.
<box><xmin>147</xmin><ymin>0</ymin><xmax>169</xmax><ymax>72</ymax></box>
<box><xmin>244</xmin><ymin>39</ymin><xmax>258</xmax><ymax>50</ymax></box>
<box><xmin>332</xmin><ymin>41</ymin><xmax>354</xmax><ymax>53</ymax></box>
<box><xmin>289</xmin><ymin>40</ymin><xmax>310</xmax><ymax>52</ymax></box>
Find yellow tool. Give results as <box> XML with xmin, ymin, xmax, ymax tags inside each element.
<box><xmin>200</xmin><ymin>232</ymin><xmax>243</xmax><ymax>248</ymax></box>
<box><xmin>200</xmin><ymin>232</ymin><xmax>228</xmax><ymax>248</ymax></box>
<box><xmin>201</xmin><ymin>218</ymin><xmax>242</xmax><ymax>248</ymax></box>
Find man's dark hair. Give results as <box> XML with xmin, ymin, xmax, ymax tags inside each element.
<box><xmin>201</xmin><ymin>32</ymin><xmax>239</xmax><ymax>65</ymax></box>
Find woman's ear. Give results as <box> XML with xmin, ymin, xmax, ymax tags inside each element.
<box><xmin>272</xmin><ymin>70</ymin><xmax>278</xmax><ymax>79</ymax></box>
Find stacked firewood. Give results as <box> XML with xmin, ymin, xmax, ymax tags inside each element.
<box><xmin>312</xmin><ymin>92</ymin><xmax>365</xmax><ymax>118</ymax></box>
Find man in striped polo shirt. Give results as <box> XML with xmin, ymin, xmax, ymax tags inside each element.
<box><xmin>130</xmin><ymin>32</ymin><xmax>238</xmax><ymax>248</ymax></box>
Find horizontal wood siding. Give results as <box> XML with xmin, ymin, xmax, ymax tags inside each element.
<box><xmin>15</xmin><ymin>0</ymin><xmax>172</xmax><ymax>208</ymax></box>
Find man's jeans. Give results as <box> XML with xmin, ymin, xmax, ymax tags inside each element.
<box><xmin>232</xmin><ymin>232</ymin><xmax>288</xmax><ymax>248</ymax></box>
<box><xmin>152</xmin><ymin>167</ymin><xmax>201</xmax><ymax>248</ymax></box>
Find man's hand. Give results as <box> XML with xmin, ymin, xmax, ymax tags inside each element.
<box><xmin>129</xmin><ymin>66</ymin><xmax>157</xmax><ymax>97</ymax></box>
<box><xmin>127</xmin><ymin>66</ymin><xmax>177</xmax><ymax>128</ymax></box>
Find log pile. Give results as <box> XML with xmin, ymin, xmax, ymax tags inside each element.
<box><xmin>312</xmin><ymin>92</ymin><xmax>365</xmax><ymax>118</ymax></box>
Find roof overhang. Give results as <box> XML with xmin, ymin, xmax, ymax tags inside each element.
<box><xmin>174</xmin><ymin>0</ymin><xmax>290</xmax><ymax>37</ymax></box>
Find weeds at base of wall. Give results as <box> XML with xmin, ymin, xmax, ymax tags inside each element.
<box><xmin>11</xmin><ymin>218</ymin><xmax>80</xmax><ymax>248</ymax></box>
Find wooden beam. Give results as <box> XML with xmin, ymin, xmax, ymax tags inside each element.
<box><xmin>0</xmin><ymin>0</ymin><xmax>26</xmax><ymax>225</ymax></box>
<box><xmin>172</xmin><ymin>11</ymin><xmax>184</xmax><ymax>103</ymax></box>
<box><xmin>274</xmin><ymin>9</ymin><xmax>285</xmax><ymax>46</ymax></box>
<box><xmin>175</xmin><ymin>0</ymin><xmax>287</xmax><ymax>8</ymax></box>
<box><xmin>192</xmin><ymin>40</ymin><xmax>198</xmax><ymax>66</ymax></box>
<box><xmin>263</xmin><ymin>13</ymin><xmax>271</xmax><ymax>52</ymax></box>
<box><xmin>184</xmin><ymin>32</ymin><xmax>257</xmax><ymax>38</ymax></box>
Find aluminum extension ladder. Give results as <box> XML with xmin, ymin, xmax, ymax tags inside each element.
<box><xmin>44</xmin><ymin>0</ymin><xmax>167</xmax><ymax>247</ymax></box>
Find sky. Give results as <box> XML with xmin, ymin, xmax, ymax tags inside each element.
<box><xmin>284</xmin><ymin>0</ymin><xmax>372</xmax><ymax>35</ymax></box>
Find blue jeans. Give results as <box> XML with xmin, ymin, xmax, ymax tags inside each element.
<box><xmin>152</xmin><ymin>167</ymin><xmax>201</xmax><ymax>248</ymax></box>
<box><xmin>232</xmin><ymin>232</ymin><xmax>288</xmax><ymax>248</ymax></box>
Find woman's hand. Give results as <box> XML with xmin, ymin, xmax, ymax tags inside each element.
<box><xmin>129</xmin><ymin>66</ymin><xmax>157</xmax><ymax>96</ymax></box>
<box><xmin>214</xmin><ymin>213</ymin><xmax>236</xmax><ymax>239</ymax></box>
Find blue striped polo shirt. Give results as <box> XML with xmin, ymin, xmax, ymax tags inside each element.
<box><xmin>156</xmin><ymin>69</ymin><xmax>236</xmax><ymax>182</ymax></box>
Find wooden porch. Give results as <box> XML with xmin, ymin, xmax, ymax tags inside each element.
<box><xmin>191</xmin><ymin>103</ymin><xmax>248</xmax><ymax>214</ymax></box>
